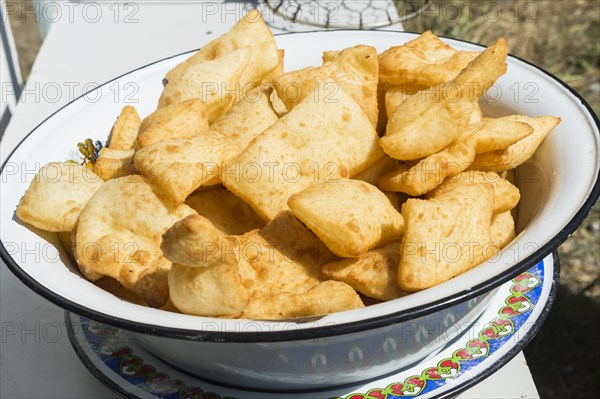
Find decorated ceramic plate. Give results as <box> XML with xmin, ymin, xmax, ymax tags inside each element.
<box><xmin>66</xmin><ymin>253</ymin><xmax>558</xmax><ymax>399</ymax></box>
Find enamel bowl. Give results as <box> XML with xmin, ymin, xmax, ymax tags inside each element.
<box><xmin>1</xmin><ymin>31</ymin><xmax>598</xmax><ymax>390</ymax></box>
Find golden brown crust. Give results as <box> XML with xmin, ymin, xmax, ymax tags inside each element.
<box><xmin>398</xmin><ymin>183</ymin><xmax>495</xmax><ymax>291</ymax></box>
<box><xmin>75</xmin><ymin>175</ymin><xmax>195</xmax><ymax>307</ymax></box>
<box><xmin>322</xmin><ymin>243</ymin><xmax>407</xmax><ymax>301</ymax></box>
<box><xmin>137</xmin><ymin>99</ymin><xmax>209</xmax><ymax>149</ymax></box>
<box><xmin>108</xmin><ymin>106</ymin><xmax>141</xmax><ymax>150</ymax></box>
<box><xmin>288</xmin><ymin>179</ymin><xmax>404</xmax><ymax>258</ymax></box>
<box><xmin>16</xmin><ymin>162</ymin><xmax>103</xmax><ymax>232</ymax></box>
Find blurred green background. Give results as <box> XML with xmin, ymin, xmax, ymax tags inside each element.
<box><xmin>6</xmin><ymin>0</ymin><xmax>600</xmax><ymax>397</ymax></box>
<box><xmin>401</xmin><ymin>1</ymin><xmax>599</xmax><ymax>397</ymax></box>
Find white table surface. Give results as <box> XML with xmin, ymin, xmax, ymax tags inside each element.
<box><xmin>0</xmin><ymin>2</ymin><xmax>540</xmax><ymax>398</ymax></box>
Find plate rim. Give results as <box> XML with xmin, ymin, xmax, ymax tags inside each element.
<box><xmin>64</xmin><ymin>253</ymin><xmax>559</xmax><ymax>399</ymax></box>
<box><xmin>1</xmin><ymin>30</ymin><xmax>597</xmax><ymax>343</ymax></box>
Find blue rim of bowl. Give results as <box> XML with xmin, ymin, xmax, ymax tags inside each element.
<box><xmin>0</xmin><ymin>30</ymin><xmax>598</xmax><ymax>343</ymax></box>
<box><xmin>65</xmin><ymin>252</ymin><xmax>560</xmax><ymax>398</ymax></box>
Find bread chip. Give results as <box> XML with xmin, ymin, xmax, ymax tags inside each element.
<box><xmin>379</xmin><ymin>30</ymin><xmax>479</xmax><ymax>87</ymax></box>
<box><xmin>385</xmin><ymin>192</ymin><xmax>401</xmax><ymax>211</ymax></box>
<box><xmin>430</xmin><ymin>171</ymin><xmax>520</xmax><ymax>214</ymax></box>
<box><xmin>210</xmin><ymin>87</ymin><xmax>279</xmax><ymax>150</ymax></box>
<box><xmin>288</xmin><ymin>179</ymin><xmax>404</xmax><ymax>257</ymax></box>
<box><xmin>273</xmin><ymin>66</ymin><xmax>329</xmax><ymax>108</ymax></box>
<box><xmin>95</xmin><ymin>276</ymin><xmax>148</xmax><ymax>306</ymax></box>
<box><xmin>108</xmin><ymin>106</ymin><xmax>140</xmax><ymax>150</ymax></box>
<box><xmin>381</xmin><ymin>39</ymin><xmax>508</xmax><ymax>161</ymax></box>
<box><xmin>160</xmin><ymin>214</ymin><xmax>248</xmax><ymax>316</ymax></box>
<box><xmin>384</xmin><ymin>85</ymin><xmax>483</xmax><ymax>125</ymax></box>
<box><xmin>322</xmin><ymin>50</ymin><xmax>340</xmax><ymax>63</ymax></box>
<box><xmin>186</xmin><ymin>186</ymin><xmax>265</xmax><ymax>235</ymax></box>
<box><xmin>398</xmin><ymin>183</ymin><xmax>495</xmax><ymax>291</ymax></box>
<box><xmin>322</xmin><ymin>243</ymin><xmax>406</xmax><ymax>301</ymax></box>
<box><xmin>384</xmin><ymin>84</ymin><xmax>423</xmax><ymax>119</ymax></box>
<box><xmin>16</xmin><ymin>162</ymin><xmax>103</xmax><ymax>232</ymax></box>
<box><xmin>59</xmin><ymin>228</ymin><xmax>104</xmax><ymax>281</ymax></box>
<box><xmin>378</xmin><ymin>135</ymin><xmax>477</xmax><ymax>196</ymax></box>
<box><xmin>161</xmin><ymin>211</ymin><xmax>335</xmax><ymax>316</ymax></box>
<box><xmin>75</xmin><ymin>175</ymin><xmax>195</xmax><ymax>307</ymax></box>
<box><xmin>222</xmin><ymin>80</ymin><xmax>384</xmax><ymax>221</ymax></box>
<box><xmin>158</xmin><ymin>47</ymin><xmax>251</xmax><ymax>123</ymax></box>
<box><xmin>353</xmin><ymin>155</ymin><xmax>398</xmax><ymax>185</ymax></box>
<box><xmin>161</xmin><ymin>211</ymin><xmax>334</xmax><ymax>301</ymax></box>
<box><xmin>262</xmin><ymin>49</ymin><xmax>285</xmax><ymax>83</ymax></box>
<box><xmin>471</xmin><ymin>117</ymin><xmax>534</xmax><ymax>153</ymax></box>
<box><xmin>169</xmin><ymin>262</ymin><xmax>248</xmax><ymax>317</ymax></box>
<box><xmin>160</xmin><ymin>299</ymin><xmax>181</xmax><ymax>313</ymax></box>
<box><xmin>378</xmin><ymin>113</ymin><xmax>529</xmax><ymax>196</ymax></box>
<box><xmin>92</xmin><ymin>148</ymin><xmax>137</xmax><ymax>181</ymax></box>
<box><xmin>137</xmin><ymin>99</ymin><xmax>209</xmax><ymax>149</ymax></box>
<box><xmin>243</xmin><ymin>281</ymin><xmax>364</xmax><ymax>320</ymax></box>
<box><xmin>274</xmin><ymin>45</ymin><xmax>379</xmax><ymax>127</ymax></box>
<box><xmin>237</xmin><ymin>211</ymin><xmax>336</xmax><ymax>298</ymax></box>
<box><xmin>472</xmin><ymin>116</ymin><xmax>561</xmax><ymax>172</ymax></box>
<box><xmin>165</xmin><ymin>10</ymin><xmax>279</xmax><ymax>87</ymax></box>
<box><xmin>491</xmin><ymin>211</ymin><xmax>515</xmax><ymax>249</ymax></box>
<box><xmin>470</xmin><ymin>103</ymin><xmax>484</xmax><ymax>124</ymax></box>
<box><xmin>134</xmin><ymin>132</ymin><xmax>240</xmax><ymax>203</ymax></box>
<box><xmin>161</xmin><ymin>214</ymin><xmax>235</xmax><ymax>268</ymax></box>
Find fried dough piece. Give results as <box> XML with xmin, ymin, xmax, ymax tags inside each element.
<box><xmin>92</xmin><ymin>148</ymin><xmax>137</xmax><ymax>181</ymax></box>
<box><xmin>209</xmin><ymin>87</ymin><xmax>279</xmax><ymax>150</ymax></box>
<box><xmin>185</xmin><ymin>186</ymin><xmax>265</xmax><ymax>235</ymax></box>
<box><xmin>384</xmin><ymin>84</ymin><xmax>423</xmax><ymax>119</ymax></box>
<box><xmin>108</xmin><ymin>106</ymin><xmax>140</xmax><ymax>150</ymax></box>
<box><xmin>322</xmin><ymin>50</ymin><xmax>340</xmax><ymax>63</ymax></box>
<box><xmin>134</xmin><ymin>132</ymin><xmax>240</xmax><ymax>203</ymax></box>
<box><xmin>471</xmin><ymin>117</ymin><xmax>534</xmax><ymax>153</ymax></box>
<box><xmin>288</xmin><ymin>179</ymin><xmax>404</xmax><ymax>257</ymax></box>
<box><xmin>161</xmin><ymin>212</ymin><xmax>335</xmax><ymax>317</ymax></box>
<box><xmin>379</xmin><ymin>30</ymin><xmax>479</xmax><ymax>87</ymax></box>
<box><xmin>243</xmin><ymin>281</ymin><xmax>364</xmax><ymax>320</ymax></box>
<box><xmin>470</xmin><ymin>103</ymin><xmax>484</xmax><ymax>124</ymax></box>
<box><xmin>322</xmin><ymin>243</ymin><xmax>406</xmax><ymax>301</ymax></box>
<box><xmin>168</xmin><ymin>262</ymin><xmax>248</xmax><ymax>317</ymax></box>
<box><xmin>75</xmin><ymin>175</ymin><xmax>195</xmax><ymax>307</ymax></box>
<box><xmin>158</xmin><ymin>47</ymin><xmax>251</xmax><ymax>123</ymax></box>
<box><xmin>16</xmin><ymin>162</ymin><xmax>103</xmax><ymax>232</ymax></box>
<box><xmin>95</xmin><ymin>277</ymin><xmax>148</xmax><ymax>306</ymax></box>
<box><xmin>165</xmin><ymin>10</ymin><xmax>279</xmax><ymax>87</ymax></box>
<box><xmin>384</xmin><ymin>85</ymin><xmax>483</xmax><ymax>125</ymax></box>
<box><xmin>161</xmin><ymin>213</ymin><xmax>235</xmax><ymax>269</ymax></box>
<box><xmin>378</xmin><ymin>134</ymin><xmax>477</xmax><ymax>196</ymax></box>
<box><xmin>430</xmin><ymin>171</ymin><xmax>520</xmax><ymax>214</ymax></box>
<box><xmin>491</xmin><ymin>211</ymin><xmax>516</xmax><ymax>249</ymax></box>
<box><xmin>262</xmin><ymin>49</ymin><xmax>285</xmax><ymax>83</ymax></box>
<box><xmin>398</xmin><ymin>184</ymin><xmax>495</xmax><ymax>291</ymax></box>
<box><xmin>274</xmin><ymin>45</ymin><xmax>379</xmax><ymax>127</ymax></box>
<box><xmin>378</xmin><ymin>115</ymin><xmax>532</xmax><ymax>196</ymax></box>
<box><xmin>381</xmin><ymin>39</ymin><xmax>508</xmax><ymax>161</ymax></box>
<box><xmin>137</xmin><ymin>99</ymin><xmax>209</xmax><ymax>149</ymax></box>
<box><xmin>353</xmin><ymin>155</ymin><xmax>398</xmax><ymax>185</ymax></box>
<box><xmin>472</xmin><ymin>116</ymin><xmax>561</xmax><ymax>172</ymax></box>
<box><xmin>59</xmin><ymin>228</ymin><xmax>104</xmax><ymax>282</ymax></box>
<box><xmin>237</xmin><ymin>211</ymin><xmax>336</xmax><ymax>298</ymax></box>
<box><xmin>222</xmin><ymin>80</ymin><xmax>384</xmax><ymax>221</ymax></box>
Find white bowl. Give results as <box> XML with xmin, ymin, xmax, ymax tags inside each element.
<box><xmin>1</xmin><ymin>31</ymin><xmax>598</xmax><ymax>390</ymax></box>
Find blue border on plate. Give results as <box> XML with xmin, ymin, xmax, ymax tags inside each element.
<box><xmin>66</xmin><ymin>254</ymin><xmax>559</xmax><ymax>399</ymax></box>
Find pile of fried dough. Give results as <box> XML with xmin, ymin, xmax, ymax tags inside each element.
<box><xmin>16</xmin><ymin>10</ymin><xmax>560</xmax><ymax>320</ymax></box>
